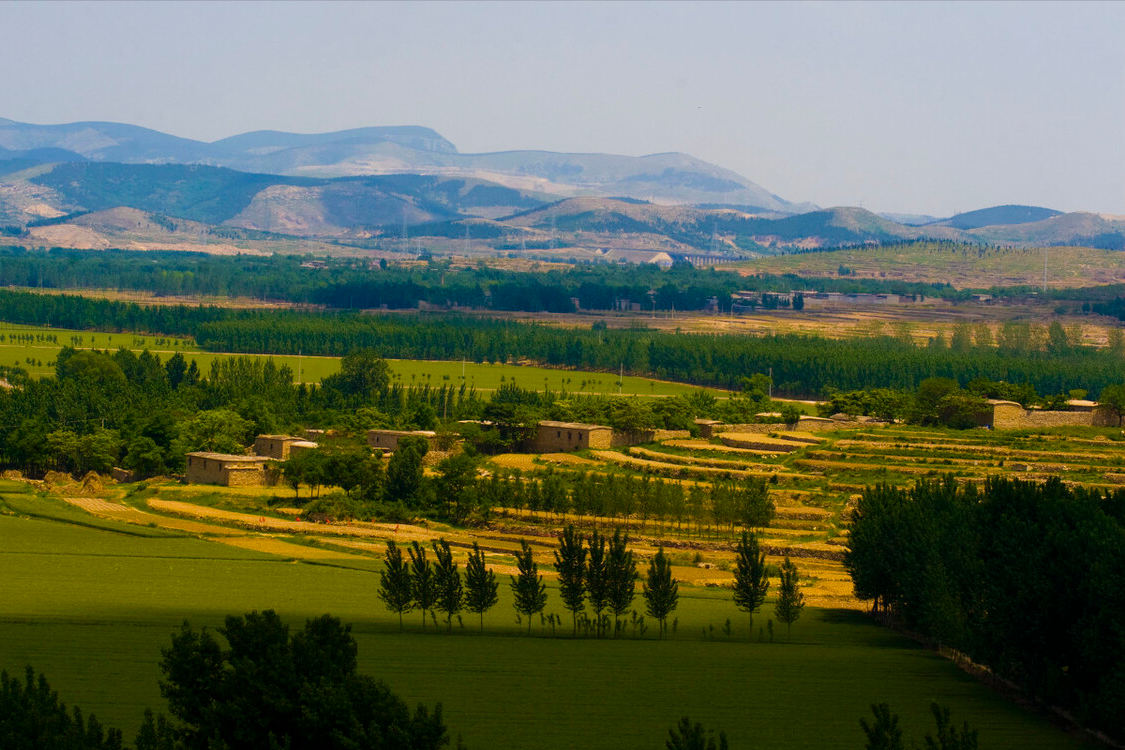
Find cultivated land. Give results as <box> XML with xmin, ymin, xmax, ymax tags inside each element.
<box><xmin>0</xmin><ymin>322</ymin><xmax>720</xmax><ymax>395</ymax></box>
<box><xmin>734</xmin><ymin>243</ymin><xmax>1125</xmax><ymax>289</ymax></box>
<box><xmin>7</xmin><ymin>420</ymin><xmax>1125</xmax><ymax>747</ymax></box>
<box><xmin>0</xmin><ymin>479</ymin><xmax>1093</xmax><ymax>750</ymax></box>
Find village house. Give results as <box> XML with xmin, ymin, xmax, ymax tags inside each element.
<box><xmin>185</xmin><ymin>452</ymin><xmax>275</xmax><ymax>487</ymax></box>
<box><xmin>533</xmin><ymin>421</ymin><xmax>613</xmax><ymax>452</ymax></box>
<box><xmin>366</xmin><ymin>429</ymin><xmax>439</xmax><ymax>452</ymax></box>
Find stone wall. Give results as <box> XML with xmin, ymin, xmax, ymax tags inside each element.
<box><xmin>534</xmin><ymin>424</ymin><xmax>613</xmax><ymax>452</ymax></box>
<box><xmin>609</xmin><ymin>429</ymin><xmax>691</xmax><ymax>447</ymax></box>
<box><xmin>986</xmin><ymin>403</ymin><xmax>1117</xmax><ymax>430</ymax></box>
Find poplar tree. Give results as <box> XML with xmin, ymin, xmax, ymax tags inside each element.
<box><xmin>408</xmin><ymin>540</ymin><xmax>436</xmax><ymax>632</ymax></box>
<box><xmin>732</xmin><ymin>531</ymin><xmax>769</xmax><ymax>639</ymax></box>
<box><xmin>463</xmin><ymin>541</ymin><xmax>499</xmax><ymax>632</ymax></box>
<box><xmin>553</xmin><ymin>524</ymin><xmax>587</xmax><ymax>635</ymax></box>
<box><xmin>510</xmin><ymin>539</ymin><xmax>547</xmax><ymax>635</ymax></box>
<box><xmin>606</xmin><ymin>528</ymin><xmax>637</xmax><ymax>638</ymax></box>
<box><xmin>643</xmin><ymin>546</ymin><xmax>678</xmax><ymax>639</ymax></box>
<box><xmin>585</xmin><ymin>529</ymin><xmax>611</xmax><ymax>637</ymax></box>
<box><xmin>774</xmin><ymin>556</ymin><xmax>805</xmax><ymax>641</ymax></box>
<box><xmin>377</xmin><ymin>540</ymin><xmax>413</xmax><ymax>632</ymax></box>
<box><xmin>432</xmin><ymin>538</ymin><xmax>462</xmax><ymax>633</ymax></box>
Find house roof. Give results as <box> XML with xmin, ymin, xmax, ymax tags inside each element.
<box><xmin>187</xmin><ymin>452</ymin><xmax>271</xmax><ymax>463</ymax></box>
<box><xmin>538</xmin><ymin>420</ymin><xmax>612</xmax><ymax>431</ymax></box>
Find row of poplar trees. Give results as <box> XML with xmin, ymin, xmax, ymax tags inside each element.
<box><xmin>377</xmin><ymin>529</ymin><xmax>805</xmax><ymax>641</ymax></box>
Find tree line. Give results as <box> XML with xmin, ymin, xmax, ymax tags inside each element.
<box><xmin>377</xmin><ymin>529</ymin><xmax>804</xmax><ymax>643</ymax></box>
<box><xmin>1</xmin><ymin>284</ymin><xmax>1123</xmax><ymax>397</ymax></box>
<box><xmin>845</xmin><ymin>475</ymin><xmax>1125</xmax><ymax>741</ymax></box>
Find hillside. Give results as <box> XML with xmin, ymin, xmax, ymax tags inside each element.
<box><xmin>0</xmin><ymin>206</ymin><xmax>352</xmax><ymax>256</ymax></box>
<box><xmin>934</xmin><ymin>204</ymin><xmax>1063</xmax><ymax>230</ymax></box>
<box><xmin>0</xmin><ymin>117</ymin><xmax>804</xmax><ymax>210</ymax></box>
<box><xmin>0</xmin><ymin>162</ymin><xmax>551</xmax><ymax>235</ymax></box>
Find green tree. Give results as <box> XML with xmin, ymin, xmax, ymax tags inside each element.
<box><xmin>321</xmin><ymin>348</ymin><xmax>391</xmax><ymax>403</ymax></box>
<box><xmin>1099</xmin><ymin>383</ymin><xmax>1125</xmax><ymax>426</ymax></box>
<box><xmin>156</xmin><ymin>610</ymin><xmax>450</xmax><ymax>750</ymax></box>
<box><xmin>860</xmin><ymin>703</ymin><xmax>905</xmax><ymax>750</ymax></box>
<box><xmin>665</xmin><ymin>716</ymin><xmax>729</xmax><ymax>750</ymax></box>
<box><xmin>432</xmin><ymin>538</ymin><xmax>463</xmax><ymax>632</ymax></box>
<box><xmin>463</xmin><ymin>542</ymin><xmax>499</xmax><ymax>632</ymax></box>
<box><xmin>923</xmin><ymin>702</ymin><xmax>979</xmax><ymax>750</ymax></box>
<box><xmin>408</xmin><ymin>541</ymin><xmax>437</xmax><ymax>632</ymax></box>
<box><xmin>174</xmin><ymin>408</ymin><xmax>251</xmax><ymax>455</ymax></box>
<box><xmin>377</xmin><ymin>541</ymin><xmax>413</xmax><ymax>632</ymax></box>
<box><xmin>553</xmin><ymin>524</ymin><xmax>587</xmax><ymax>635</ymax></box>
<box><xmin>0</xmin><ymin>666</ymin><xmax>124</xmax><ymax>749</ymax></box>
<box><xmin>509</xmin><ymin>539</ymin><xmax>547</xmax><ymax>635</ymax></box>
<box><xmin>586</xmin><ymin>529</ymin><xmax>611</xmax><ymax>637</ymax></box>
<box><xmin>606</xmin><ymin>528</ymin><xmax>637</xmax><ymax>637</ymax></box>
<box><xmin>774</xmin><ymin>556</ymin><xmax>805</xmax><ymax>641</ymax></box>
<box><xmin>732</xmin><ymin>531</ymin><xmax>770</xmax><ymax>639</ymax></box>
<box><xmin>643</xmin><ymin>546</ymin><xmax>679</xmax><ymax>639</ymax></box>
<box><xmin>386</xmin><ymin>435</ymin><xmax>428</xmax><ymax>506</ymax></box>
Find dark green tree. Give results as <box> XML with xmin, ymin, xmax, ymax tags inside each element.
<box><xmin>553</xmin><ymin>524</ymin><xmax>587</xmax><ymax>635</ymax></box>
<box><xmin>463</xmin><ymin>542</ymin><xmax>499</xmax><ymax>633</ymax></box>
<box><xmin>0</xmin><ymin>666</ymin><xmax>124</xmax><ymax>749</ymax></box>
<box><xmin>586</xmin><ymin>529</ymin><xmax>611</xmax><ymax>637</ymax></box>
<box><xmin>377</xmin><ymin>540</ymin><xmax>414</xmax><ymax>632</ymax></box>
<box><xmin>643</xmin><ymin>546</ymin><xmax>679</xmax><ymax>639</ymax></box>
<box><xmin>860</xmin><ymin>703</ymin><xmax>904</xmax><ymax>750</ymax></box>
<box><xmin>321</xmin><ymin>348</ymin><xmax>391</xmax><ymax>404</ymax></box>
<box><xmin>774</xmin><ymin>556</ymin><xmax>805</xmax><ymax>641</ymax></box>
<box><xmin>409</xmin><ymin>541</ymin><xmax>437</xmax><ymax>632</ymax></box>
<box><xmin>606</xmin><ymin>528</ymin><xmax>637</xmax><ymax>637</ymax></box>
<box><xmin>509</xmin><ymin>539</ymin><xmax>547</xmax><ymax>635</ymax></box>
<box><xmin>432</xmin><ymin>538</ymin><xmax>463</xmax><ymax>632</ymax></box>
<box><xmin>732</xmin><ymin>531</ymin><xmax>770</xmax><ymax>639</ymax></box>
<box><xmin>923</xmin><ymin>702</ymin><xmax>979</xmax><ymax>750</ymax></box>
<box><xmin>665</xmin><ymin>716</ymin><xmax>729</xmax><ymax>750</ymax></box>
<box><xmin>156</xmin><ymin>610</ymin><xmax>450</xmax><ymax>750</ymax></box>
<box><xmin>386</xmin><ymin>435</ymin><xmax>429</xmax><ymax>505</ymax></box>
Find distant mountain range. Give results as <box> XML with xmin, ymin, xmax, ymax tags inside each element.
<box><xmin>0</xmin><ymin>117</ymin><xmax>799</xmax><ymax>211</ymax></box>
<box><xmin>1</xmin><ymin>117</ymin><xmax>1123</xmax><ymax>256</ymax></box>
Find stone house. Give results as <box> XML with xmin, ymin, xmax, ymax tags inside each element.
<box><xmin>366</xmin><ymin>429</ymin><xmax>439</xmax><ymax>452</ymax></box>
<box><xmin>186</xmin><ymin>452</ymin><xmax>275</xmax><ymax>487</ymax></box>
<box><xmin>534</xmin><ymin>421</ymin><xmax>613</xmax><ymax>452</ymax></box>
<box><xmin>253</xmin><ymin>435</ymin><xmax>317</xmax><ymax>460</ymax></box>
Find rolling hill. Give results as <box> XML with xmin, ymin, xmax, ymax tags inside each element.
<box><xmin>0</xmin><ymin>117</ymin><xmax>803</xmax><ymax>210</ymax></box>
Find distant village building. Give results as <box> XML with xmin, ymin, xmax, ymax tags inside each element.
<box><xmin>253</xmin><ymin>435</ymin><xmax>317</xmax><ymax>461</ymax></box>
<box><xmin>534</xmin><ymin>421</ymin><xmax>613</xmax><ymax>452</ymax></box>
<box><xmin>186</xmin><ymin>453</ymin><xmax>274</xmax><ymax>487</ymax></box>
<box><xmin>981</xmin><ymin>399</ymin><xmax>1116</xmax><ymax>430</ymax></box>
<box><xmin>366</xmin><ymin>429</ymin><xmax>439</xmax><ymax>452</ymax></box>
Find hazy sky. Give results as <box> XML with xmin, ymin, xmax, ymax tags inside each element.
<box><xmin>2</xmin><ymin>1</ymin><xmax>1122</xmax><ymax>216</ymax></box>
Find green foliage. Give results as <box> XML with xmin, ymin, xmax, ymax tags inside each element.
<box><xmin>0</xmin><ymin>665</ymin><xmax>124</xmax><ymax>749</ymax></box>
<box><xmin>846</xmin><ymin>476</ymin><xmax>1125</xmax><ymax>739</ymax></box>
<box><xmin>665</xmin><ymin>716</ymin><xmax>729</xmax><ymax>750</ymax></box>
<box><xmin>774</xmin><ymin>557</ymin><xmax>805</xmax><ymax>641</ymax></box>
<box><xmin>643</xmin><ymin>547</ymin><xmax>679</xmax><ymax>639</ymax></box>
<box><xmin>156</xmin><ymin>610</ymin><xmax>450</xmax><ymax>750</ymax></box>
<box><xmin>408</xmin><ymin>542</ymin><xmax>437</xmax><ymax>632</ymax></box>
<box><xmin>377</xmin><ymin>541</ymin><xmax>413</xmax><ymax>632</ymax></box>
<box><xmin>606</xmin><ymin>528</ymin><xmax>638</xmax><ymax>637</ymax></box>
<box><xmin>432</xmin><ymin>539</ymin><xmax>463</xmax><ymax>632</ymax></box>
<box><xmin>509</xmin><ymin>539</ymin><xmax>547</xmax><ymax>635</ymax></box>
<box><xmin>462</xmin><ymin>542</ymin><xmax>499</xmax><ymax>632</ymax></box>
<box><xmin>732</xmin><ymin>532</ymin><xmax>770</xmax><ymax>638</ymax></box>
<box><xmin>585</xmin><ymin>529</ymin><xmax>611</xmax><ymax>637</ymax></box>
<box><xmin>553</xmin><ymin>525</ymin><xmax>587</xmax><ymax>635</ymax></box>
<box><xmin>386</xmin><ymin>437</ymin><xmax>429</xmax><ymax>506</ymax></box>
<box><xmin>860</xmin><ymin>703</ymin><xmax>904</xmax><ymax>750</ymax></box>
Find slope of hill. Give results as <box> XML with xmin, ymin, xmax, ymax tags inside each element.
<box><xmin>934</xmin><ymin>204</ymin><xmax>1063</xmax><ymax>230</ymax></box>
<box><xmin>0</xmin><ymin>206</ymin><xmax>353</xmax><ymax>256</ymax></box>
<box><xmin>0</xmin><ymin>117</ymin><xmax>804</xmax><ymax>210</ymax></box>
<box><xmin>967</xmin><ymin>212</ymin><xmax>1125</xmax><ymax>250</ymax></box>
<box><xmin>0</xmin><ymin>162</ymin><xmax>550</xmax><ymax>234</ymax></box>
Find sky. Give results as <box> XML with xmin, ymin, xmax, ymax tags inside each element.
<box><xmin>1</xmin><ymin>0</ymin><xmax>1122</xmax><ymax>217</ymax></box>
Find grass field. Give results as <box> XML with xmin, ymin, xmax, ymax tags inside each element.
<box><xmin>0</xmin><ymin>480</ymin><xmax>1092</xmax><ymax>749</ymax></box>
<box><xmin>0</xmin><ymin>321</ymin><xmax>718</xmax><ymax>395</ymax></box>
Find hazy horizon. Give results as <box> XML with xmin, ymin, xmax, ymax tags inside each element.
<box><xmin>1</xmin><ymin>0</ymin><xmax>1122</xmax><ymax>217</ymax></box>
